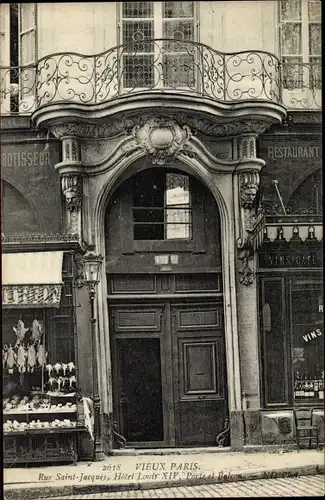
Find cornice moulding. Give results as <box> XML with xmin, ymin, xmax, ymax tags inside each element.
<box><xmin>32</xmin><ymin>93</ymin><xmax>286</xmax><ymax>138</ymax></box>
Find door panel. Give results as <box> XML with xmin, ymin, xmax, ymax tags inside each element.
<box><xmin>172</xmin><ymin>303</ymin><xmax>226</xmax><ymax>446</ymax></box>
<box><xmin>110</xmin><ymin>301</ymin><xmax>227</xmax><ymax>447</ymax></box>
<box><xmin>182</xmin><ymin>341</ymin><xmax>218</xmax><ymax>395</ymax></box>
<box><xmin>116</xmin><ymin>337</ymin><xmax>164</xmax><ymax>442</ymax></box>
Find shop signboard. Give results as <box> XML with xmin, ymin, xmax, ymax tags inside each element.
<box><xmin>259</xmin><ymin>246</ymin><xmax>323</xmax><ymax>268</ymax></box>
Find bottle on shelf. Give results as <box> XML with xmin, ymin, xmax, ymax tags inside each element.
<box><xmin>319</xmin><ymin>378</ymin><xmax>324</xmax><ymax>400</ymax></box>
<box><xmin>303</xmin><ymin>377</ymin><xmax>308</xmax><ymax>398</ymax></box>
<box><xmin>309</xmin><ymin>378</ymin><xmax>315</xmax><ymax>398</ymax></box>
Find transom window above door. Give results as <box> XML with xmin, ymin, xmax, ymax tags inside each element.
<box><xmin>120</xmin><ymin>1</ymin><xmax>196</xmax><ymax>89</ymax></box>
<box><xmin>132</xmin><ymin>169</ymin><xmax>192</xmax><ymax>240</ymax></box>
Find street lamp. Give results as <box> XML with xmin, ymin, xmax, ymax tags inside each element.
<box><xmin>84</xmin><ymin>253</ymin><xmax>105</xmax><ymax>461</ymax></box>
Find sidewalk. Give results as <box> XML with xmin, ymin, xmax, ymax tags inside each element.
<box><xmin>4</xmin><ymin>448</ymin><xmax>324</xmax><ymax>500</ymax></box>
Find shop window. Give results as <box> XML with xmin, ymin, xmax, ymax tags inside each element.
<box><xmin>260</xmin><ymin>278</ymin><xmax>288</xmax><ymax>406</ymax></box>
<box><xmin>286</xmin><ymin>169</ymin><xmax>322</xmax><ymax>216</ymax></box>
<box><xmin>291</xmin><ymin>283</ymin><xmax>324</xmax><ymax>403</ymax></box>
<box><xmin>132</xmin><ymin>170</ymin><xmax>192</xmax><ymax>240</ymax></box>
<box><xmin>260</xmin><ymin>276</ymin><xmax>324</xmax><ymax>407</ymax></box>
<box><xmin>120</xmin><ymin>1</ymin><xmax>196</xmax><ymax>89</ymax></box>
<box><xmin>279</xmin><ymin>0</ymin><xmax>321</xmax><ymax>90</ymax></box>
<box><xmin>2</xmin><ymin>255</ymin><xmax>76</xmax><ymax>398</ymax></box>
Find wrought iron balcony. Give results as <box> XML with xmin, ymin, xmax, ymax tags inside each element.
<box><xmin>0</xmin><ymin>40</ymin><xmax>322</xmax><ymax>115</ymax></box>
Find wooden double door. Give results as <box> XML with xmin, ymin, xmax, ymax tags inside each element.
<box><xmin>110</xmin><ymin>299</ymin><xmax>228</xmax><ymax>447</ymax></box>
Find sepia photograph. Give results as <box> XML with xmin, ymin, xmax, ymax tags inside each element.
<box><xmin>1</xmin><ymin>0</ymin><xmax>323</xmax><ymax>498</ymax></box>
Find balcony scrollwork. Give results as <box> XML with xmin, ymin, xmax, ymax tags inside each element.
<box><xmin>1</xmin><ymin>40</ymin><xmax>320</xmax><ymax>115</ymax></box>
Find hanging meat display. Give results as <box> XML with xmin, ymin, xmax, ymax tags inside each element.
<box><xmin>27</xmin><ymin>344</ymin><xmax>36</xmax><ymax>373</ymax></box>
<box><xmin>37</xmin><ymin>344</ymin><xmax>47</xmax><ymax>368</ymax></box>
<box><xmin>7</xmin><ymin>345</ymin><xmax>17</xmax><ymax>374</ymax></box>
<box><xmin>31</xmin><ymin>319</ymin><xmax>42</xmax><ymax>343</ymax></box>
<box><xmin>13</xmin><ymin>320</ymin><xmax>29</xmax><ymax>344</ymax></box>
<box><xmin>17</xmin><ymin>345</ymin><xmax>28</xmax><ymax>373</ymax></box>
<box><xmin>2</xmin><ymin>345</ymin><xmax>8</xmax><ymax>367</ymax></box>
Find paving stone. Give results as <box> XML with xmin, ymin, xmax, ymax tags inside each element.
<box><xmin>44</xmin><ymin>475</ymin><xmax>324</xmax><ymax>498</ymax></box>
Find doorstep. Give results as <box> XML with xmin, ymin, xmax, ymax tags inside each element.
<box><xmin>4</xmin><ymin>449</ymin><xmax>324</xmax><ymax>499</ymax></box>
<box><xmin>110</xmin><ymin>444</ymin><xmax>299</xmax><ymax>456</ymax></box>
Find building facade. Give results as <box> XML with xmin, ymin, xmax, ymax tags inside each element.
<box><xmin>1</xmin><ymin>1</ymin><xmax>323</xmax><ymax>458</ymax></box>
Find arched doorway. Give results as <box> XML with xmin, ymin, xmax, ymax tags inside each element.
<box><xmin>104</xmin><ymin>165</ymin><xmax>229</xmax><ymax>447</ymax></box>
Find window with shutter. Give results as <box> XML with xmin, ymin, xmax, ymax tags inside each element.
<box><xmin>0</xmin><ymin>4</ymin><xmax>10</xmax><ymax>113</ymax></box>
<box><xmin>120</xmin><ymin>1</ymin><xmax>196</xmax><ymax>90</ymax></box>
<box><xmin>18</xmin><ymin>3</ymin><xmax>37</xmax><ymax>112</ymax></box>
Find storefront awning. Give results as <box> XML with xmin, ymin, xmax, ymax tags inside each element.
<box><xmin>252</xmin><ymin>215</ymin><xmax>323</xmax><ymax>251</ymax></box>
<box><xmin>2</xmin><ymin>251</ymin><xmax>64</xmax><ymax>308</ymax></box>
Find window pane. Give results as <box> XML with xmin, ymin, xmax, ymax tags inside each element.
<box><xmin>308</xmin><ymin>0</ymin><xmax>321</xmax><ymax>22</ymax></box>
<box><xmin>133</xmin><ymin>171</ymin><xmax>165</xmax><ymax>207</ymax></box>
<box><xmin>309</xmin><ymin>24</ymin><xmax>321</xmax><ymax>55</ymax></box>
<box><xmin>163</xmin><ymin>1</ymin><xmax>194</xmax><ymax>18</ymax></box>
<box><xmin>123</xmin><ymin>54</ymin><xmax>154</xmax><ymax>87</ymax></box>
<box><xmin>310</xmin><ymin>56</ymin><xmax>322</xmax><ymax>89</ymax></box>
<box><xmin>166</xmin><ymin>173</ymin><xmax>190</xmax><ymax>205</ymax></box>
<box><xmin>163</xmin><ymin>19</ymin><xmax>194</xmax><ymax>41</ymax></box>
<box><xmin>280</xmin><ymin>0</ymin><xmax>301</xmax><ymax>21</ymax></box>
<box><xmin>282</xmin><ymin>56</ymin><xmax>303</xmax><ymax>89</ymax></box>
<box><xmin>292</xmin><ymin>287</ymin><xmax>324</xmax><ymax>404</ymax></box>
<box><xmin>122</xmin><ymin>20</ymin><xmax>154</xmax><ymax>45</ymax></box>
<box><xmin>134</xmin><ymin>223</ymin><xmax>164</xmax><ymax>240</ymax></box>
<box><xmin>122</xmin><ymin>1</ymin><xmax>153</xmax><ymax>18</ymax></box>
<box><xmin>281</xmin><ymin>24</ymin><xmax>302</xmax><ymax>55</ymax></box>
<box><xmin>166</xmin><ymin>209</ymin><xmax>191</xmax><ymax>239</ymax></box>
<box><xmin>162</xmin><ymin>53</ymin><xmax>195</xmax><ymax>87</ymax></box>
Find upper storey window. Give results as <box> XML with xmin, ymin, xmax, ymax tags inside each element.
<box><xmin>280</xmin><ymin>0</ymin><xmax>321</xmax><ymax>90</ymax></box>
<box><xmin>0</xmin><ymin>3</ymin><xmax>36</xmax><ymax>113</ymax></box>
<box><xmin>120</xmin><ymin>1</ymin><xmax>196</xmax><ymax>88</ymax></box>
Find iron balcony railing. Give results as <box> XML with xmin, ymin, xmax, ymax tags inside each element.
<box><xmin>0</xmin><ymin>39</ymin><xmax>322</xmax><ymax>114</ymax></box>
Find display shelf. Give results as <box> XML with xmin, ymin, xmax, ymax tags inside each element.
<box><xmin>4</xmin><ymin>427</ymin><xmax>85</xmax><ymax>436</ymax></box>
<box><xmin>4</xmin><ymin>407</ymin><xmax>77</xmax><ymax>415</ymax></box>
<box><xmin>3</xmin><ymin>391</ymin><xmax>85</xmax><ymax>467</ymax></box>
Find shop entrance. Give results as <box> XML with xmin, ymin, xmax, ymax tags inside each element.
<box><xmin>110</xmin><ymin>297</ymin><xmax>227</xmax><ymax>447</ymax></box>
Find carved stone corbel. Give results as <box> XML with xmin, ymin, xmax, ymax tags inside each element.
<box><xmin>74</xmin><ymin>253</ymin><xmax>86</xmax><ymax>288</ymax></box>
<box><xmin>236</xmin><ymin>172</ymin><xmax>260</xmax><ymax>286</ymax></box>
<box><xmin>238</xmin><ymin>246</ymin><xmax>255</xmax><ymax>286</ymax></box>
<box><xmin>61</xmin><ymin>175</ymin><xmax>82</xmax><ymax>212</ymax></box>
<box><xmin>61</xmin><ymin>175</ymin><xmax>83</xmax><ymax>237</ymax></box>
<box><xmin>239</xmin><ymin>172</ymin><xmax>260</xmax><ymax>210</ymax></box>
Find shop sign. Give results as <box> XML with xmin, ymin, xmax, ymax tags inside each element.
<box><xmin>0</xmin><ymin>116</ymin><xmax>31</xmax><ymax>130</ymax></box>
<box><xmin>303</xmin><ymin>328</ymin><xmax>322</xmax><ymax>343</ymax></box>
<box><xmin>267</xmin><ymin>145</ymin><xmax>320</xmax><ymax>161</ymax></box>
<box><xmin>1</xmin><ymin>144</ymin><xmax>52</xmax><ymax>168</ymax></box>
<box><xmin>259</xmin><ymin>249</ymin><xmax>322</xmax><ymax>268</ymax></box>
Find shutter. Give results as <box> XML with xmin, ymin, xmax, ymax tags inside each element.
<box><xmin>18</xmin><ymin>3</ymin><xmax>37</xmax><ymax>112</ymax></box>
<box><xmin>19</xmin><ymin>3</ymin><xmax>36</xmax><ymax>65</ymax></box>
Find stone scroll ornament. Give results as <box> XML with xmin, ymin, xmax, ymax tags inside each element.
<box><xmin>131</xmin><ymin>118</ymin><xmax>192</xmax><ymax>165</ymax></box>
<box><xmin>237</xmin><ymin>172</ymin><xmax>260</xmax><ymax>286</ymax></box>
